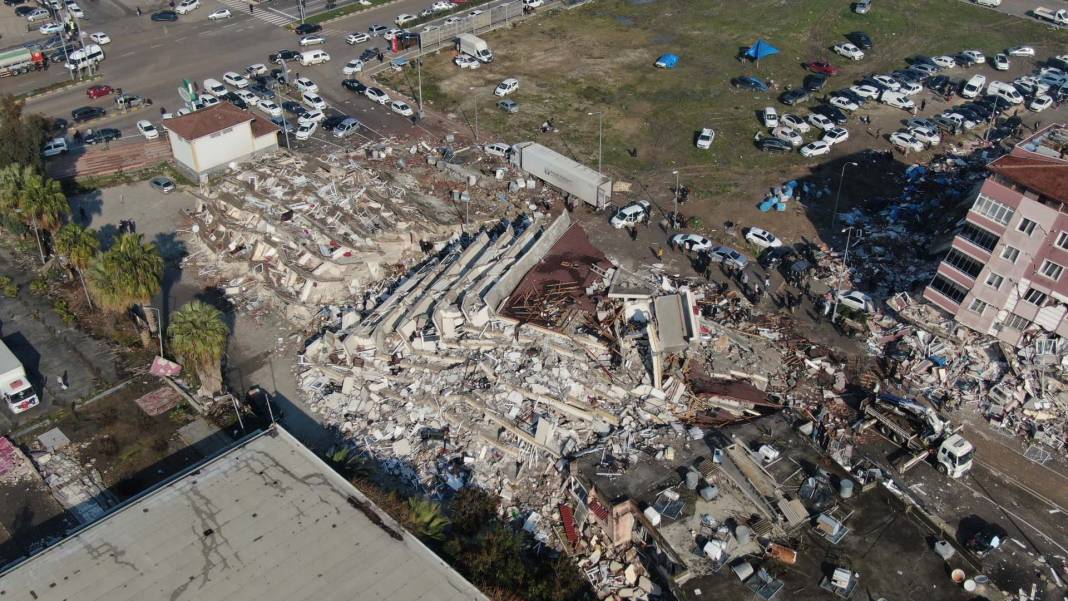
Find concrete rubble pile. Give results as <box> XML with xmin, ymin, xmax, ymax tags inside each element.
<box><xmin>182</xmin><ymin>149</ymin><xmax>516</xmax><ymax>322</ymax></box>
<box><xmin>25</xmin><ymin>443</ymin><xmax>114</xmax><ymax>524</ymax></box>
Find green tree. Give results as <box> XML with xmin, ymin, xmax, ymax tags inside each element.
<box><xmin>407</xmin><ymin>498</ymin><xmax>449</xmax><ymax>542</ymax></box>
<box><xmin>87</xmin><ymin>232</ymin><xmax>164</xmax><ymax>347</ymax></box>
<box><xmin>450</xmin><ymin>487</ymin><xmax>499</xmax><ymax>537</ymax></box>
<box><xmin>54</xmin><ymin>223</ymin><xmax>99</xmax><ymax>309</ymax></box>
<box><xmin>167</xmin><ymin>300</ymin><xmax>229</xmax><ymax>396</ymax></box>
<box><xmin>0</xmin><ymin>165</ymin><xmax>69</xmax><ymax>263</ymax></box>
<box><xmin>0</xmin><ymin>95</ymin><xmax>50</xmax><ymax>172</ymax></box>
<box><xmin>462</xmin><ymin>527</ymin><xmax>526</xmax><ymax>589</ymax></box>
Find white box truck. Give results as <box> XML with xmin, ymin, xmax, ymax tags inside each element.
<box><xmin>0</xmin><ymin>340</ymin><xmax>38</xmax><ymax>414</ymax></box>
<box><xmin>457</xmin><ymin>34</ymin><xmax>493</xmax><ymax>63</ymax></box>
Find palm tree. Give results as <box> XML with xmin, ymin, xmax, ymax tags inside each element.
<box><xmin>87</xmin><ymin>232</ymin><xmax>164</xmax><ymax>347</ymax></box>
<box><xmin>167</xmin><ymin>300</ymin><xmax>229</xmax><ymax>396</ymax></box>
<box><xmin>54</xmin><ymin>223</ymin><xmax>99</xmax><ymax>309</ymax></box>
<box><xmin>18</xmin><ymin>169</ymin><xmax>69</xmax><ymax>264</ymax></box>
<box><xmin>0</xmin><ymin>164</ymin><xmax>32</xmax><ymax>237</ymax></box>
<box><xmin>407</xmin><ymin>498</ymin><xmax>449</xmax><ymax>541</ymax></box>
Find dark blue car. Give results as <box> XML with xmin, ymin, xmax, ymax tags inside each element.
<box><xmin>732</xmin><ymin>76</ymin><xmax>770</xmax><ymax>92</ymax></box>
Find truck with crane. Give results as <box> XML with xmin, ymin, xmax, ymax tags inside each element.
<box><xmin>0</xmin><ymin>46</ymin><xmax>47</xmax><ymax>79</ymax></box>
<box><xmin>856</xmin><ymin>387</ymin><xmax>974</xmax><ymax>478</ymax></box>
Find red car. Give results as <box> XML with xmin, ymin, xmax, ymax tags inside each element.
<box><xmin>86</xmin><ymin>85</ymin><xmax>113</xmax><ymax>99</ymax></box>
<box><xmin>804</xmin><ymin>61</ymin><xmax>840</xmax><ymax>76</ymax></box>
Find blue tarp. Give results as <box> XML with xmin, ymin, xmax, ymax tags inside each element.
<box><xmin>744</xmin><ymin>39</ymin><xmax>779</xmax><ymax>60</ymax></box>
<box><xmin>655</xmin><ymin>53</ymin><xmax>679</xmax><ymax>69</ymax></box>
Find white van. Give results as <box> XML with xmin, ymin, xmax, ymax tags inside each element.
<box><xmin>300</xmin><ymin>49</ymin><xmax>331</xmax><ymax>66</ymax></box>
<box><xmin>203</xmin><ymin>78</ymin><xmax>227</xmax><ymax>97</ymax></box>
<box><xmin>987</xmin><ymin>81</ymin><xmax>1024</xmax><ymax>104</ymax></box>
<box><xmin>961</xmin><ymin>74</ymin><xmax>986</xmax><ymax>99</ymax></box>
<box><xmin>974</xmin><ymin>0</ymin><xmax>1000</xmax><ymax>6</ymax></box>
<box><xmin>64</xmin><ymin>44</ymin><xmax>104</xmax><ymax>70</ymax></box>
<box><xmin>42</xmin><ymin>138</ymin><xmax>68</xmax><ymax>157</ymax></box>
<box><xmin>880</xmin><ymin>90</ymin><xmax>915</xmax><ymax>110</ymax></box>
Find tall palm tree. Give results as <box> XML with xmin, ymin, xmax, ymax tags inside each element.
<box><xmin>0</xmin><ymin>164</ymin><xmax>32</xmax><ymax>237</ymax></box>
<box><xmin>87</xmin><ymin>232</ymin><xmax>164</xmax><ymax>347</ymax></box>
<box><xmin>18</xmin><ymin>169</ymin><xmax>69</xmax><ymax>264</ymax></box>
<box><xmin>167</xmin><ymin>300</ymin><xmax>229</xmax><ymax>396</ymax></box>
<box><xmin>54</xmin><ymin>223</ymin><xmax>99</xmax><ymax>309</ymax></box>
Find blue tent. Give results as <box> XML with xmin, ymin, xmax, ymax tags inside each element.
<box><xmin>655</xmin><ymin>53</ymin><xmax>679</xmax><ymax>69</ymax></box>
<box><xmin>744</xmin><ymin>39</ymin><xmax>779</xmax><ymax>61</ymax></box>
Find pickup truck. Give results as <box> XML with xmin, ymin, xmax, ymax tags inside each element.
<box><xmin>1032</xmin><ymin>7</ymin><xmax>1068</xmax><ymax>25</ymax></box>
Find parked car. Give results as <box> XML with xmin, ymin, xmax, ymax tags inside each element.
<box><xmin>828</xmin><ymin>94</ymin><xmax>859</xmax><ymax>111</ymax></box>
<box><xmin>39</xmin><ymin>22</ymin><xmax>64</xmax><ymax>35</ymax></box>
<box><xmin>757</xmin><ymin>136</ymin><xmax>793</xmax><ymax>153</ymax></box>
<box><xmin>1006</xmin><ymin>46</ymin><xmax>1035</xmax><ymax>57</ymax></box>
<box><xmin>256</xmin><ymin>100</ymin><xmax>282</xmax><ymax>118</ymax></box>
<box><xmin>299</xmin><ymin>109</ymin><xmax>324</xmax><ymax>125</ymax></box>
<box><xmin>694</xmin><ymin>127</ymin><xmax>715</xmax><ymax>149</ymax></box>
<box><xmin>931</xmin><ymin>55</ymin><xmax>956</xmax><ymax>69</ymax></box>
<box><xmin>780</xmin><ymin>113</ymin><xmax>811</xmax><ymax>133</ymax></box>
<box><xmin>800</xmin><ymin>140</ymin><xmax>831</xmax><ymax>157</ymax></box>
<box><xmin>223</xmin><ymin>71</ymin><xmax>249</xmax><ymax>88</ymax></box>
<box><xmin>365</xmin><ymin>87</ymin><xmax>390</xmax><ymax>104</ymax></box>
<box><xmin>86</xmin><ymin>84</ymin><xmax>113</xmax><ymax>99</ymax></box>
<box><xmin>610</xmin><ymin>200</ymin><xmax>652</xmax><ymax>229</ymax></box>
<box><xmin>772</xmin><ymin>125</ymin><xmax>803</xmax><ymax>147</ymax></box>
<box><xmin>813</xmin><ymin>104</ymin><xmax>848</xmax><ymax>124</ymax></box>
<box><xmin>745</xmin><ymin>227</ymin><xmax>783</xmax><ymax>249</ymax></box>
<box><xmin>483</xmin><ymin>142</ymin><xmax>511</xmax><ymax>157</ymax></box>
<box><xmin>849</xmin><ymin>84</ymin><xmax>880</xmax><ymax>99</ymax></box>
<box><xmin>733</xmin><ymin>75</ymin><xmax>770</xmax><ymax>91</ymax></box>
<box><xmin>295</xmin><ymin>121</ymin><xmax>317</xmax><ymax>141</ymax></box>
<box><xmin>890</xmin><ymin>131</ymin><xmax>924</xmax><ymax>152</ymax></box>
<box><xmin>805</xmin><ymin>60</ymin><xmax>839</xmax><ymax>76</ymax></box>
<box><xmin>136</xmin><ymin>120</ymin><xmax>159</xmax><ymax>139</ymax></box>
<box><xmin>342</xmin><ymin>59</ymin><xmax>364</xmax><ymax>75</ymax></box>
<box><xmin>174</xmin><ymin>0</ymin><xmax>198</xmax><ymax>13</ymax></box>
<box><xmin>992</xmin><ymin>53</ymin><xmax>1010</xmax><ymax>71</ymax></box>
<box><xmin>84</xmin><ymin>127</ymin><xmax>121</xmax><ymax>145</ymax></box>
<box><xmin>359</xmin><ymin>47</ymin><xmax>383</xmax><ymax>62</ymax></box>
<box><xmin>282</xmin><ymin>101</ymin><xmax>307</xmax><ymax>116</ymax></box>
<box><xmin>342</xmin><ymin>79</ymin><xmax>368</xmax><ymax>95</ymax></box>
<box><xmin>270</xmin><ymin>49</ymin><xmax>301</xmax><ymax>63</ymax></box>
<box><xmin>1029</xmin><ymin>94</ymin><xmax>1053</xmax><ymax>111</ymax></box>
<box><xmin>807</xmin><ymin>113</ymin><xmax>835</xmax><ymax>131</ymax></box>
<box><xmin>908</xmin><ymin>125</ymin><xmax>941</xmax><ymax>145</ymax></box>
<box><xmin>804</xmin><ymin>73</ymin><xmax>828</xmax><ymax>92</ymax></box>
<box><xmin>779</xmin><ymin>89</ymin><xmax>811</xmax><ymax>105</ymax></box>
<box><xmin>707</xmin><ymin>245</ymin><xmax>749</xmax><ymax>269</ymax></box>
<box><xmin>497</xmin><ymin>99</ymin><xmax>518</xmax><ymax>113</ymax></box>
<box><xmin>346</xmin><ymin>32</ymin><xmax>371</xmax><ymax>44</ymax></box>
<box><xmin>295</xmin><ymin>23</ymin><xmax>322</xmax><ymax>35</ymax></box>
<box><xmin>454</xmin><ymin>55</ymin><xmax>481</xmax><ymax>69</ymax></box>
<box><xmin>390</xmin><ymin>100</ymin><xmax>414</xmax><ymax>116</ymax></box>
<box><xmin>150</xmin><ymin>176</ymin><xmax>176</xmax><ymax>193</ymax></box>
<box><xmin>846</xmin><ymin>31</ymin><xmax>873</xmax><ymax>49</ymax></box>
<box><xmin>208</xmin><ymin>8</ymin><xmax>231</xmax><ymax>19</ymax></box>
<box><xmin>333</xmin><ymin>117</ymin><xmax>361</xmax><ymax>138</ymax></box>
<box><xmin>71</xmin><ymin>106</ymin><xmax>105</xmax><ymax>122</ymax></box>
<box><xmin>822</xmin><ymin>126</ymin><xmax>849</xmax><ymax>145</ymax></box>
<box><xmin>761</xmin><ymin>106</ymin><xmax>779</xmax><ymax>128</ymax></box>
<box><xmin>833</xmin><ymin>42</ymin><xmax>864</xmax><ymax>60</ymax></box>
<box><xmin>494</xmin><ymin>78</ymin><xmax>519</xmax><ymax>96</ymax></box>
<box><xmin>836</xmin><ymin>290</ymin><xmax>875</xmax><ymax>312</ymax></box>
<box><xmin>670</xmin><ymin>234</ymin><xmax>714</xmax><ymax>253</ymax></box>
<box><xmin>300</xmin><ymin>35</ymin><xmax>326</xmax><ymax>46</ymax></box>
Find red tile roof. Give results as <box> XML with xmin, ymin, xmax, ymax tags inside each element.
<box><xmin>251</xmin><ymin>116</ymin><xmax>279</xmax><ymax>138</ymax></box>
<box><xmin>163</xmin><ymin>103</ymin><xmax>255</xmax><ymax>141</ymax></box>
<box><xmin>988</xmin><ymin>153</ymin><xmax>1068</xmax><ymax>205</ymax></box>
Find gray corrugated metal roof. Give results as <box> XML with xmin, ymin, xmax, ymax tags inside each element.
<box><xmin>0</xmin><ymin>427</ymin><xmax>488</xmax><ymax>601</ymax></box>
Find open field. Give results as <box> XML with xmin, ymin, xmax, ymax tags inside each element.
<box><xmin>382</xmin><ymin>0</ymin><xmax>1067</xmax><ymax>242</ymax></box>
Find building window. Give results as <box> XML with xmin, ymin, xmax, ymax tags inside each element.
<box><xmin>1039</xmin><ymin>260</ymin><xmax>1064</xmax><ymax>281</ymax></box>
<box><xmin>968</xmin><ymin>298</ymin><xmax>989</xmax><ymax>315</ymax></box>
<box><xmin>929</xmin><ymin>275</ymin><xmax>968</xmax><ymax>304</ymax></box>
<box><xmin>943</xmin><ymin>249</ymin><xmax>984</xmax><ymax>279</ymax></box>
<box><xmin>986</xmin><ymin>272</ymin><xmax>1004</xmax><ymax>289</ymax></box>
<box><xmin>972</xmin><ymin>194</ymin><xmax>1014</xmax><ymax>226</ymax></box>
<box><xmin>1005</xmin><ymin>314</ymin><xmax>1031</xmax><ymax>331</ymax></box>
<box><xmin>959</xmin><ymin>222</ymin><xmax>999</xmax><ymax>252</ymax></box>
<box><xmin>1056</xmin><ymin>231</ymin><xmax>1068</xmax><ymax>250</ymax></box>
<box><xmin>1001</xmin><ymin>245</ymin><xmax>1020</xmax><ymax>263</ymax></box>
<box><xmin>1023</xmin><ymin>288</ymin><xmax>1047</xmax><ymax>305</ymax></box>
<box><xmin>1017</xmin><ymin>217</ymin><xmax>1037</xmax><ymax>236</ymax></box>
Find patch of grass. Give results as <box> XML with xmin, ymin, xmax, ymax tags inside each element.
<box><xmin>0</xmin><ymin>276</ymin><xmax>18</xmax><ymax>298</ymax></box>
<box><xmin>385</xmin><ymin>0</ymin><xmax>1064</xmax><ymax>196</ymax></box>
<box><xmin>66</xmin><ymin>162</ymin><xmax>190</xmax><ymax>193</ymax></box>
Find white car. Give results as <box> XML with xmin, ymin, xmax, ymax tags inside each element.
<box><xmin>761</xmin><ymin>106</ymin><xmax>778</xmax><ymax>128</ymax></box>
<box><xmin>346</xmin><ymin>32</ymin><xmax>370</xmax><ymax>44</ymax></box>
<box><xmin>807</xmin><ymin>113</ymin><xmax>835</xmax><ymax>131</ymax></box>
<box><xmin>822</xmin><ymin>126</ymin><xmax>849</xmax><ymax>145</ymax></box>
<box><xmin>256</xmin><ymin>100</ymin><xmax>282</xmax><ymax>118</ymax></box>
<box><xmin>294</xmin><ymin>77</ymin><xmax>318</xmax><ymax>93</ymax></box>
<box><xmin>300</xmin><ymin>35</ymin><xmax>326</xmax><ymax>46</ymax></box>
<box><xmin>992</xmin><ymin>54</ymin><xmax>1010</xmax><ymax>71</ymax></box>
<box><xmin>235</xmin><ymin>89</ymin><xmax>259</xmax><ymax>106</ymax></box>
<box><xmin>483</xmin><ymin>142</ymin><xmax>511</xmax><ymax>157</ymax></box>
<box><xmin>454</xmin><ymin>55</ymin><xmax>480</xmax><ymax>69</ymax></box>
<box><xmin>39</xmin><ymin>22</ymin><xmax>63</xmax><ymax>34</ymax></box>
<box><xmin>365</xmin><ymin>87</ymin><xmax>390</xmax><ymax>104</ymax></box>
<box><xmin>960</xmin><ymin>49</ymin><xmax>985</xmax><ymax>64</ymax></box>
<box><xmin>695</xmin><ymin>127</ymin><xmax>715</xmax><ymax>149</ymax></box>
<box><xmin>610</xmin><ymin>200</ymin><xmax>652</xmax><ymax>229</ymax></box>
<box><xmin>849</xmin><ymin>84</ymin><xmax>880</xmax><ymax>99</ymax></box>
<box><xmin>772</xmin><ymin>125</ymin><xmax>803</xmax><ymax>147</ymax></box>
<box><xmin>1029</xmin><ymin>94</ymin><xmax>1053</xmax><ymax>112</ymax></box>
<box><xmin>828</xmin><ymin>95</ymin><xmax>859</xmax><ymax>111</ymax></box>
<box><xmin>670</xmin><ymin>234</ymin><xmax>714</xmax><ymax>253</ymax></box>
<box><xmin>870</xmin><ymin>74</ymin><xmax>900</xmax><ymax>91</ymax></box>
<box><xmin>343</xmin><ymin>59</ymin><xmax>364</xmax><ymax>75</ymax></box>
<box><xmin>89</xmin><ymin>32</ymin><xmax>111</xmax><ymax>44</ymax></box>
<box><xmin>197</xmin><ymin>93</ymin><xmax>220</xmax><ymax>108</ymax></box>
<box><xmin>246</xmin><ymin>63</ymin><xmax>267</xmax><ymax>76</ymax></box>
<box><xmin>897</xmin><ymin>81</ymin><xmax>923</xmax><ymax>96</ymax></box>
<box><xmin>394</xmin><ymin>13</ymin><xmax>416</xmax><ymax>26</ymax></box>
<box><xmin>391</xmin><ymin>100</ymin><xmax>414</xmax><ymax>116</ymax></box>
<box><xmin>836</xmin><ymin>290</ymin><xmax>874</xmax><ymax>313</ymax></box>
<box><xmin>1006</xmin><ymin>46</ymin><xmax>1035</xmax><ymax>57</ymax></box>
<box><xmin>494</xmin><ymin>78</ymin><xmax>519</xmax><ymax>96</ymax></box>
<box><xmin>382</xmin><ymin>28</ymin><xmax>404</xmax><ymax>40</ymax></box>
<box><xmin>745</xmin><ymin>227</ymin><xmax>782</xmax><ymax>249</ymax></box>
<box><xmin>468</xmin><ymin>9</ymin><xmax>483</xmax><ymax>16</ymax></box>
<box><xmin>295</xmin><ymin>121</ymin><xmax>317</xmax><ymax>141</ymax></box>
<box><xmin>931</xmin><ymin>55</ymin><xmax>956</xmax><ymax>68</ymax></box>
<box><xmin>943</xmin><ymin>112</ymin><xmax>978</xmax><ymax>130</ymax></box>
<box><xmin>136</xmin><ymin>120</ymin><xmax>159</xmax><ymax>140</ymax></box>
<box><xmin>889</xmin><ymin>131</ymin><xmax>924</xmax><ymax>152</ymax></box>
<box><xmin>302</xmin><ymin>92</ymin><xmax>327</xmax><ymax>110</ymax></box>
<box><xmin>833</xmin><ymin>42</ymin><xmax>864</xmax><ymax>60</ymax></box>
<box><xmin>208</xmin><ymin>7</ymin><xmax>231</xmax><ymax>19</ymax></box>
<box><xmin>801</xmin><ymin>140</ymin><xmax>831</xmax><ymax>157</ymax></box>
<box><xmin>422</xmin><ymin>24</ymin><xmax>439</xmax><ymax>32</ymax></box>
<box><xmin>961</xmin><ymin>74</ymin><xmax>986</xmax><ymax>98</ymax></box>
<box><xmin>175</xmin><ymin>0</ymin><xmax>199</xmax><ymax>13</ymax></box>
<box><xmin>299</xmin><ymin>109</ymin><xmax>324</xmax><ymax>125</ymax></box>
<box><xmin>781</xmin><ymin>113</ymin><xmax>811</xmax><ymax>133</ymax></box>
<box><xmin>67</xmin><ymin>4</ymin><xmax>84</xmax><ymax>18</ymax></box>
<box><xmin>26</xmin><ymin>8</ymin><xmax>50</xmax><ymax>21</ymax></box>
<box><xmin>908</xmin><ymin>125</ymin><xmax>941</xmax><ymax>145</ymax></box>
<box><xmin>444</xmin><ymin>16</ymin><xmax>462</xmax><ymax>24</ymax></box>
<box><xmin>431</xmin><ymin>0</ymin><xmax>451</xmax><ymax>10</ymax></box>
<box><xmin>223</xmin><ymin>71</ymin><xmax>249</xmax><ymax>88</ymax></box>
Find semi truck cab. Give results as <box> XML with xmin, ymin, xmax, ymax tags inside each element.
<box><xmin>936</xmin><ymin>434</ymin><xmax>974</xmax><ymax>478</ymax></box>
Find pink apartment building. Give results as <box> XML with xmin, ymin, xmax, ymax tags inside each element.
<box><xmin>924</xmin><ymin>125</ymin><xmax>1068</xmax><ymax>347</ymax></box>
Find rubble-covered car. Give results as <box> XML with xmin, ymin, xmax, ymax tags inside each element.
<box><xmin>707</xmin><ymin>245</ymin><xmax>749</xmax><ymax>269</ymax></box>
<box><xmin>670</xmin><ymin>233</ymin><xmax>714</xmax><ymax>253</ymax></box>
<box><xmin>836</xmin><ymin>289</ymin><xmax>875</xmax><ymax>313</ymax></box>
<box><xmin>610</xmin><ymin>200</ymin><xmax>652</xmax><ymax>229</ymax></box>
<box><xmin>745</xmin><ymin>227</ymin><xmax>783</xmax><ymax>249</ymax></box>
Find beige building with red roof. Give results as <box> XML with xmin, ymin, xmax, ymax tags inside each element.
<box><xmin>162</xmin><ymin>103</ymin><xmax>279</xmax><ymax>182</ymax></box>
<box><xmin>925</xmin><ymin>124</ymin><xmax>1068</xmax><ymax>347</ymax></box>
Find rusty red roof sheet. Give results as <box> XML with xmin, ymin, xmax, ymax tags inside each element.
<box><xmin>162</xmin><ymin>103</ymin><xmax>255</xmax><ymax>141</ymax></box>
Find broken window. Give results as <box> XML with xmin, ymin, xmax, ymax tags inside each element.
<box><xmin>1039</xmin><ymin>260</ymin><xmax>1063</xmax><ymax>281</ymax></box>
<box><xmin>972</xmin><ymin>194</ymin><xmax>1014</xmax><ymax>226</ymax></box>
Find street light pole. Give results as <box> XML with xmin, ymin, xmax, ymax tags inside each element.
<box><xmin>672</xmin><ymin>169</ymin><xmax>680</xmax><ymax>229</ymax></box>
<box><xmin>831</xmin><ymin>161</ymin><xmax>858</xmax><ymax>231</ymax></box>
<box><xmin>416</xmin><ymin>59</ymin><xmax>423</xmax><ymax>112</ymax></box>
<box><xmin>831</xmin><ymin>225</ymin><xmax>855</xmax><ymax>324</ymax></box>
<box><xmin>278</xmin><ymin>58</ymin><xmax>293</xmax><ymax>148</ymax></box>
<box><xmin>587</xmin><ymin>111</ymin><xmax>603</xmax><ymax>176</ymax></box>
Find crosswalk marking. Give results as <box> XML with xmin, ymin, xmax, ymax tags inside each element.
<box><xmin>217</xmin><ymin>0</ymin><xmax>294</xmax><ymax>26</ymax></box>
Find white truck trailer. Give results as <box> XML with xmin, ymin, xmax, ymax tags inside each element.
<box><xmin>510</xmin><ymin>142</ymin><xmax>612</xmax><ymax>209</ymax></box>
<box><xmin>0</xmin><ymin>340</ymin><xmax>38</xmax><ymax>414</ymax></box>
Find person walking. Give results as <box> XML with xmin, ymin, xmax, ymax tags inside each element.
<box><xmin>249</xmin><ymin>2</ymin><xmax>254</xmax><ymax>13</ymax></box>
<box><xmin>764</xmin><ymin>276</ymin><xmax>771</xmax><ymax>291</ymax></box>
<box><xmin>136</xmin><ymin>6</ymin><xmax>141</xmax><ymax>15</ymax></box>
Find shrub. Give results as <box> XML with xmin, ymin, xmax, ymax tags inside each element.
<box><xmin>0</xmin><ymin>276</ymin><xmax>17</xmax><ymax>298</ymax></box>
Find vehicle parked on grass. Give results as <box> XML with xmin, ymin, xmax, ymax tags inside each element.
<box><xmin>670</xmin><ymin>233</ymin><xmax>713</xmax><ymax>253</ymax></box>
<box><xmin>813</xmin><ymin>104</ymin><xmax>848</xmax><ymax>124</ymax></box>
<box><xmin>849</xmin><ymin>84</ymin><xmax>880</xmax><ymax>99</ymax></box>
<box><xmin>454</xmin><ymin>54</ymin><xmax>480</xmax><ymax>69</ymax></box>
<box><xmin>494</xmin><ymin>78</ymin><xmax>519</xmax><ymax>96</ymax></box>
<box><xmin>772</xmin><ymin>125</ymin><xmax>803</xmax><ymax>147</ymax></box>
<box><xmin>804</xmin><ymin>74</ymin><xmax>828</xmax><ymax>92</ymax></box>
<box><xmin>779</xmin><ymin>89</ymin><xmax>811</xmax><ymax>105</ymax></box>
<box><xmin>733</xmin><ymin>75</ymin><xmax>769</xmax><ymax>91</ymax></box>
<box><xmin>890</xmin><ymin>131</ymin><xmax>924</xmax><ymax>152</ymax></box>
<box><xmin>804</xmin><ymin>60</ymin><xmax>840</xmax><ymax>76</ymax></box>
<box><xmin>610</xmin><ymin>200</ymin><xmax>652</xmax><ymax>229</ymax></box>
<box><xmin>695</xmin><ymin>127</ymin><xmax>715</xmax><ymax>149</ymax></box>
<box><xmin>761</xmin><ymin>106</ymin><xmax>778</xmax><ymax>128</ymax></box>
<box><xmin>960</xmin><ymin>49</ymin><xmax>986</xmax><ymax>64</ymax></box>
<box><xmin>483</xmin><ymin>142</ymin><xmax>511</xmax><ymax>157</ymax></box>
<box><xmin>1006</xmin><ymin>46</ymin><xmax>1034</xmax><ymax>57</ymax></box>
<box><xmin>807</xmin><ymin>113</ymin><xmax>835</xmax><ymax>131</ymax></box>
<box><xmin>497</xmin><ymin>99</ymin><xmax>518</xmax><ymax>113</ymax></box>
<box><xmin>822</xmin><ymin>126</ymin><xmax>849</xmax><ymax>145</ymax></box>
<box><xmin>992</xmin><ymin>54</ymin><xmax>1010</xmax><ymax>71</ymax></box>
<box><xmin>881</xmin><ymin>90</ymin><xmax>915</xmax><ymax>110</ymax></box>
<box><xmin>987</xmin><ymin>81</ymin><xmax>1024</xmax><ymax>104</ymax></box>
<box><xmin>457</xmin><ymin>33</ymin><xmax>493</xmax><ymax>63</ymax></box>
<box><xmin>781</xmin><ymin>113</ymin><xmax>810</xmax><ymax>133</ymax></box>
<box><xmin>828</xmin><ymin>94</ymin><xmax>859</xmax><ymax>111</ymax></box>
<box><xmin>833</xmin><ymin>42</ymin><xmax>864</xmax><ymax>60</ymax></box>
<box><xmin>757</xmin><ymin>137</ymin><xmax>792</xmax><ymax>153</ymax></box>
<box><xmin>800</xmin><ymin>140</ymin><xmax>831</xmax><ymax>157</ymax></box>
<box><xmin>847</xmin><ymin>31</ymin><xmax>873</xmax><ymax>48</ymax></box>
<box><xmin>931</xmin><ymin>55</ymin><xmax>955</xmax><ymax>69</ymax></box>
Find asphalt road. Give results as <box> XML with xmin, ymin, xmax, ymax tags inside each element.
<box><xmin>16</xmin><ymin>0</ymin><xmax>511</xmax><ymax>150</ymax></box>
<box><xmin>961</xmin><ymin>0</ymin><xmax>1067</xmax><ymax>26</ymax></box>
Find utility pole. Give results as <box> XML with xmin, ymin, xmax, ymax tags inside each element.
<box><xmin>831</xmin><ymin>225</ymin><xmax>856</xmax><ymax>324</ymax></box>
<box><xmin>278</xmin><ymin>58</ymin><xmax>293</xmax><ymax>148</ymax></box>
<box><xmin>672</xmin><ymin>169</ymin><xmax>679</xmax><ymax>230</ymax></box>
<box><xmin>831</xmin><ymin>161</ymin><xmax>858</xmax><ymax>231</ymax></box>
<box><xmin>416</xmin><ymin>59</ymin><xmax>423</xmax><ymax>112</ymax></box>
<box><xmin>474</xmin><ymin>97</ymin><xmax>479</xmax><ymax>143</ymax></box>
<box><xmin>587</xmin><ymin>111</ymin><xmax>603</xmax><ymax>176</ymax></box>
